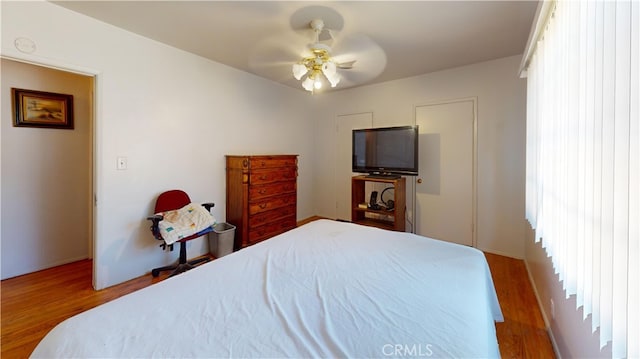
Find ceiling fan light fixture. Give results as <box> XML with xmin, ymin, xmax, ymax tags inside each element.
<box><xmin>292</xmin><ymin>63</ymin><xmax>308</xmax><ymax>80</ymax></box>
<box><xmin>293</xmin><ymin>55</ymin><xmax>339</xmax><ymax>92</ymax></box>
<box><xmin>327</xmin><ymin>72</ymin><xmax>340</xmax><ymax>87</ymax></box>
<box><xmin>322</xmin><ymin>61</ymin><xmax>336</xmax><ymax>76</ymax></box>
<box><xmin>291</xmin><ymin>18</ymin><xmax>348</xmax><ymax>93</ymax></box>
<box><xmin>301</xmin><ymin>76</ymin><xmax>314</xmax><ymax>91</ymax></box>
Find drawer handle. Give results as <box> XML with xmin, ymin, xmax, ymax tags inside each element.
<box><xmin>258</xmin><ymin>189</ymin><xmax>267</xmax><ymax>195</ymax></box>
<box><xmin>259</xmin><ymin>203</ymin><xmax>267</xmax><ymax>209</ymax></box>
<box><xmin>260</xmin><ymin>161</ymin><xmax>266</xmax><ymax>166</ymax></box>
<box><xmin>259</xmin><ymin>175</ymin><xmax>268</xmax><ymax>180</ymax></box>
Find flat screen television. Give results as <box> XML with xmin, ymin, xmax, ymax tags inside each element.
<box><xmin>352</xmin><ymin>125</ymin><xmax>419</xmax><ymax>177</ymax></box>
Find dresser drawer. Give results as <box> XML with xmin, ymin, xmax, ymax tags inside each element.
<box><xmin>250</xmin><ymin>157</ymin><xmax>297</xmax><ymax>169</ymax></box>
<box><xmin>249</xmin><ymin>182</ymin><xmax>296</xmax><ymax>201</ymax></box>
<box><xmin>249</xmin><ymin>194</ymin><xmax>296</xmax><ymax>215</ymax></box>
<box><xmin>250</xmin><ymin>169</ymin><xmax>296</xmax><ymax>185</ymax></box>
<box><xmin>226</xmin><ymin>154</ymin><xmax>298</xmax><ymax>249</ymax></box>
<box><xmin>249</xmin><ymin>204</ymin><xmax>296</xmax><ymax>228</ymax></box>
<box><xmin>248</xmin><ymin>215</ymin><xmax>297</xmax><ymax>244</ymax></box>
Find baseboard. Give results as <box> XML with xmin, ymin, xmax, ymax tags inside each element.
<box><xmin>478</xmin><ymin>247</ymin><xmax>524</xmax><ymax>260</ymax></box>
<box><xmin>44</xmin><ymin>255</ymin><xmax>90</xmax><ymax>271</ymax></box>
<box><xmin>1</xmin><ymin>255</ymin><xmax>91</xmax><ymax>281</ymax></box>
<box><xmin>296</xmin><ymin>215</ymin><xmax>330</xmax><ymax>226</ymax></box>
<box><xmin>523</xmin><ymin>259</ymin><xmax>562</xmax><ymax>359</ymax></box>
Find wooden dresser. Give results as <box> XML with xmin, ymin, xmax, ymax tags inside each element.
<box><xmin>225</xmin><ymin>155</ymin><xmax>298</xmax><ymax>249</ymax></box>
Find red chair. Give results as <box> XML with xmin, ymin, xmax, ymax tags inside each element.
<box><xmin>147</xmin><ymin>190</ymin><xmax>214</xmax><ymax>277</ymax></box>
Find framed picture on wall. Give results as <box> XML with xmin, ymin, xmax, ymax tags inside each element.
<box><xmin>11</xmin><ymin>88</ymin><xmax>74</xmax><ymax>129</ymax></box>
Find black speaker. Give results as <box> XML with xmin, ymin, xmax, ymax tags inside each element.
<box><xmin>369</xmin><ymin>191</ymin><xmax>380</xmax><ymax>210</ymax></box>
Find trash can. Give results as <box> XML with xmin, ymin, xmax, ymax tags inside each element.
<box><xmin>209</xmin><ymin>222</ymin><xmax>236</xmax><ymax>258</ymax></box>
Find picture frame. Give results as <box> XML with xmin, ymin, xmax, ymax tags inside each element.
<box><xmin>11</xmin><ymin>88</ymin><xmax>74</xmax><ymax>129</ymax></box>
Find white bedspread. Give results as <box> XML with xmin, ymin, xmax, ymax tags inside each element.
<box><xmin>31</xmin><ymin>219</ymin><xmax>503</xmax><ymax>358</ymax></box>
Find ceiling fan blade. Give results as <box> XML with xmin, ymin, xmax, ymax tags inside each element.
<box><xmin>336</xmin><ymin>60</ymin><xmax>356</xmax><ymax>69</ymax></box>
<box><xmin>318</xmin><ymin>28</ymin><xmax>335</xmax><ymax>47</ymax></box>
<box><xmin>248</xmin><ymin>32</ymin><xmax>311</xmax><ymax>84</ymax></box>
<box><xmin>331</xmin><ymin>34</ymin><xmax>387</xmax><ymax>88</ymax></box>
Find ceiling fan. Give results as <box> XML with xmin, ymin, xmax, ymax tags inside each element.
<box><xmin>248</xmin><ymin>7</ymin><xmax>386</xmax><ymax>93</ymax></box>
<box><xmin>291</xmin><ymin>18</ymin><xmax>355</xmax><ymax>92</ymax></box>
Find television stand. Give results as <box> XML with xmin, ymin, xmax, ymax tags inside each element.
<box><xmin>365</xmin><ymin>173</ymin><xmax>401</xmax><ymax>179</ymax></box>
<box><xmin>351</xmin><ymin>175</ymin><xmax>406</xmax><ymax>231</ymax></box>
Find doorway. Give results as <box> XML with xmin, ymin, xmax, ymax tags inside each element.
<box><xmin>414</xmin><ymin>98</ymin><xmax>476</xmax><ymax>246</ymax></box>
<box><xmin>0</xmin><ymin>58</ymin><xmax>94</xmax><ymax>279</ymax></box>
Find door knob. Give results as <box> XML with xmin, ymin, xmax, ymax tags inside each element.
<box><xmin>417</xmin><ymin>178</ymin><xmax>423</xmax><ymax>184</ymax></box>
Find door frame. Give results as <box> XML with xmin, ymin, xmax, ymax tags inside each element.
<box><xmin>413</xmin><ymin>97</ymin><xmax>478</xmax><ymax>247</ymax></box>
<box><xmin>2</xmin><ymin>54</ymin><xmax>100</xmax><ymax>288</ymax></box>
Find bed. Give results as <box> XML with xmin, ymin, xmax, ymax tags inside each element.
<box><xmin>31</xmin><ymin>219</ymin><xmax>503</xmax><ymax>358</ymax></box>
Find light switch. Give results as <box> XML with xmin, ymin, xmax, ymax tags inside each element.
<box><xmin>117</xmin><ymin>156</ymin><xmax>127</xmax><ymax>170</ymax></box>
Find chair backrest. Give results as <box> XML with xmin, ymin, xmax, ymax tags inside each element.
<box><xmin>154</xmin><ymin>190</ymin><xmax>191</xmax><ymax>213</ymax></box>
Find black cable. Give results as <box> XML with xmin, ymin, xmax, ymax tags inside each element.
<box><xmin>380</xmin><ymin>187</ymin><xmax>395</xmax><ymax>210</ymax></box>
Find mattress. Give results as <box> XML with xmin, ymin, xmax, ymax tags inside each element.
<box><xmin>31</xmin><ymin>219</ymin><xmax>503</xmax><ymax>358</ymax></box>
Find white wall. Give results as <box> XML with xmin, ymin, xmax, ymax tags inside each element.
<box><xmin>525</xmin><ymin>225</ymin><xmax>611</xmax><ymax>358</ymax></box>
<box><xmin>1</xmin><ymin>59</ymin><xmax>93</xmax><ymax>279</ymax></box>
<box><xmin>312</xmin><ymin>55</ymin><xmax>527</xmax><ymax>258</ymax></box>
<box><xmin>1</xmin><ymin>1</ymin><xmax>315</xmax><ymax>288</ymax></box>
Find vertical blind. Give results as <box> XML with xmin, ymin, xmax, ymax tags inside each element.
<box><xmin>524</xmin><ymin>0</ymin><xmax>638</xmax><ymax>357</ymax></box>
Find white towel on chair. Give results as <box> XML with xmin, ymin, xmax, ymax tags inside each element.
<box><xmin>157</xmin><ymin>203</ymin><xmax>216</xmax><ymax>245</ymax></box>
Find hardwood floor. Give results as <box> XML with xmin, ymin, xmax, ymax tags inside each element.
<box><xmin>485</xmin><ymin>252</ymin><xmax>555</xmax><ymax>358</ymax></box>
<box><xmin>1</xmin><ymin>249</ymin><xmax>555</xmax><ymax>358</ymax></box>
<box><xmin>1</xmin><ymin>259</ymin><xmax>165</xmax><ymax>358</ymax></box>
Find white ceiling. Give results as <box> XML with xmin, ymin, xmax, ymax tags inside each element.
<box><xmin>52</xmin><ymin>1</ymin><xmax>538</xmax><ymax>92</ymax></box>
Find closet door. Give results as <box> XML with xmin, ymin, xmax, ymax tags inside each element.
<box><xmin>335</xmin><ymin>113</ymin><xmax>373</xmax><ymax>221</ymax></box>
<box><xmin>415</xmin><ymin>99</ymin><xmax>476</xmax><ymax>246</ymax></box>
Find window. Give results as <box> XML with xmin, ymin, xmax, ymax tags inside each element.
<box><xmin>522</xmin><ymin>1</ymin><xmax>638</xmax><ymax>357</ymax></box>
